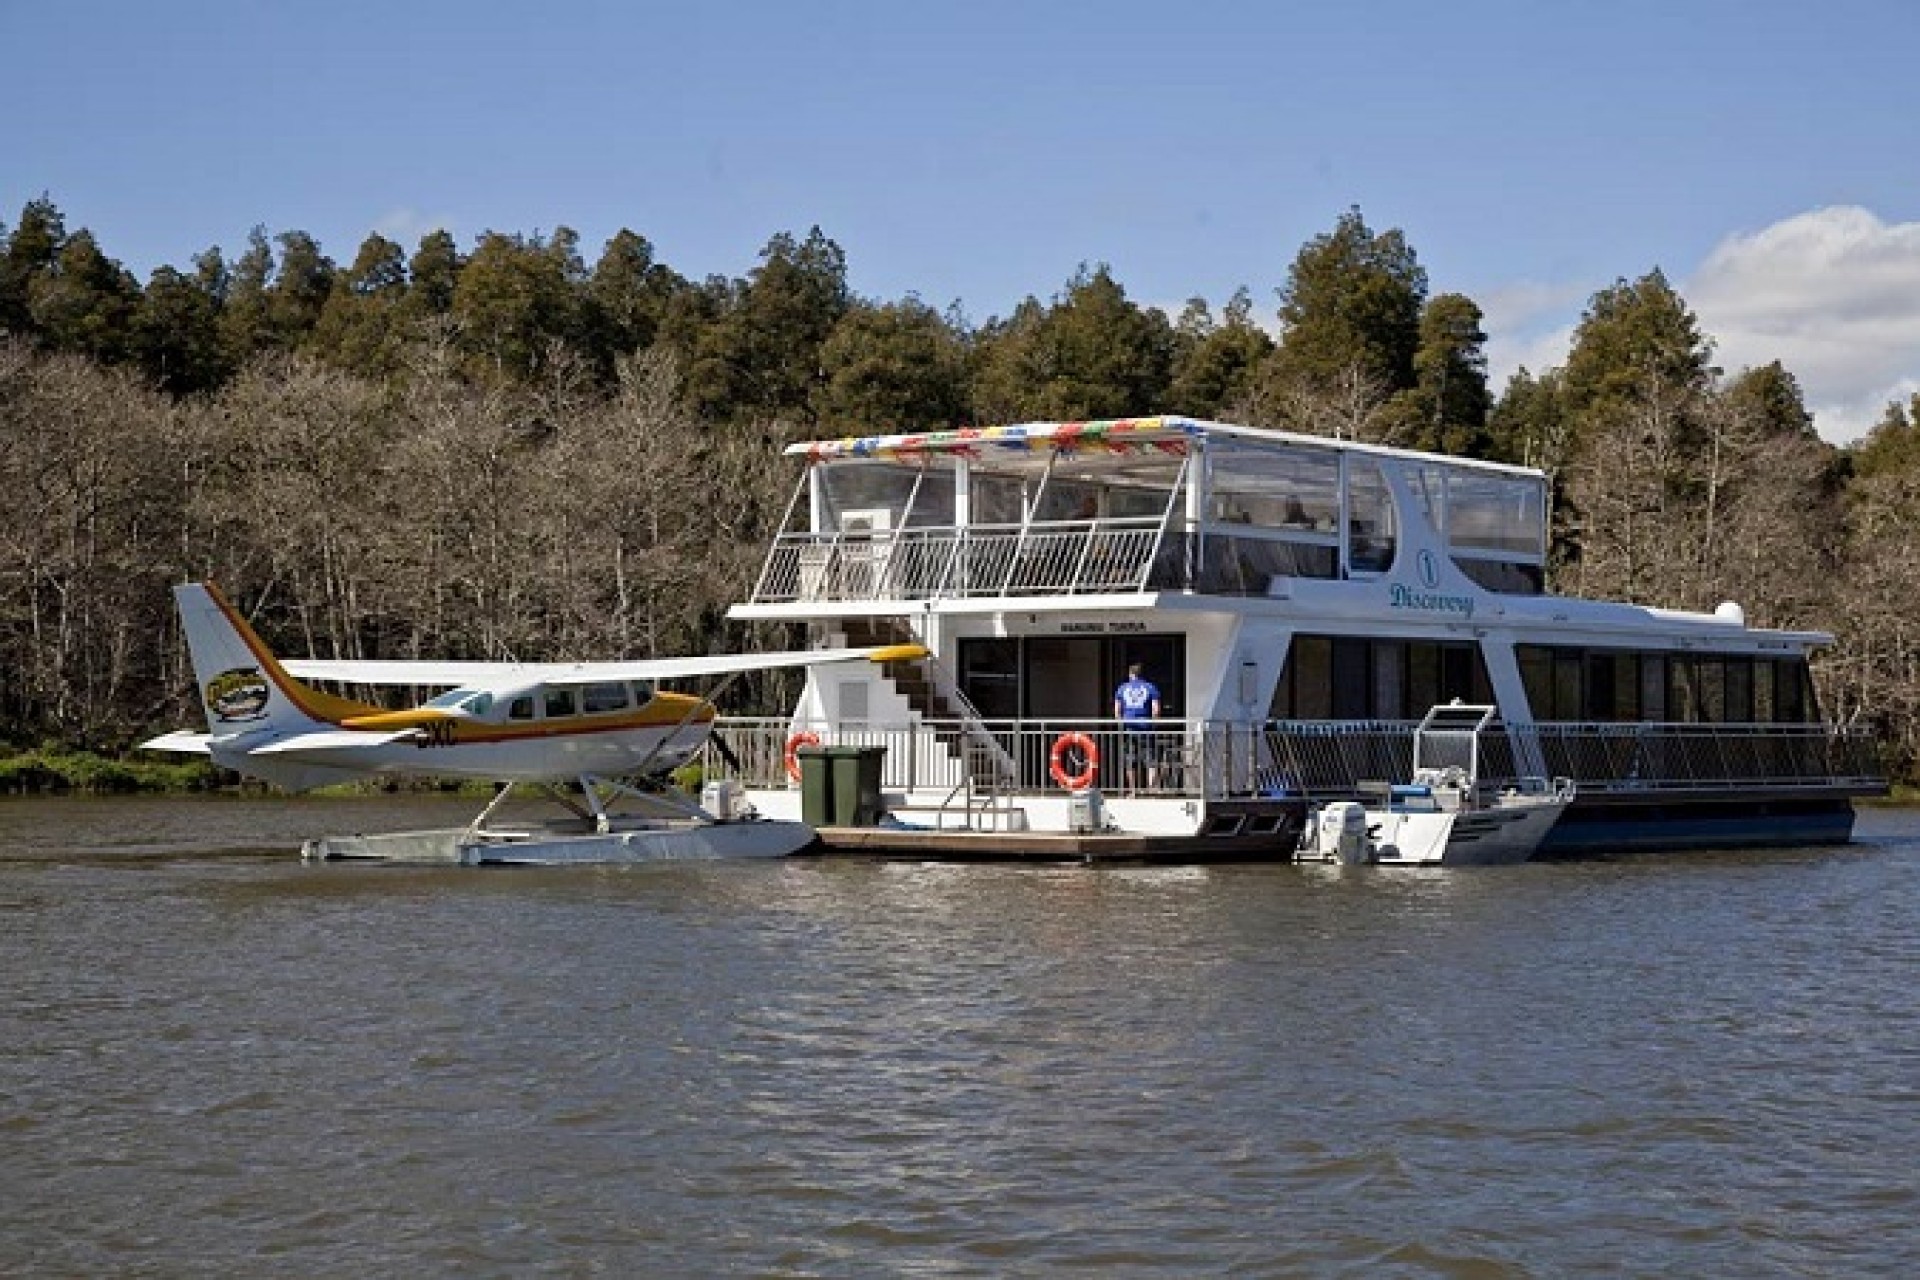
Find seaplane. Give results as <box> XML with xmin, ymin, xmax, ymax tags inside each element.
<box><xmin>141</xmin><ymin>582</ymin><xmax>924</xmax><ymax>863</ymax></box>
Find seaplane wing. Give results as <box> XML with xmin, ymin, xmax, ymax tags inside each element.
<box><xmin>281</xmin><ymin>645</ymin><xmax>928</xmax><ymax>688</ymax></box>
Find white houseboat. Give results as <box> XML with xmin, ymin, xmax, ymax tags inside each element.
<box><xmin>712</xmin><ymin>415</ymin><xmax>1883</xmax><ymax>857</ymax></box>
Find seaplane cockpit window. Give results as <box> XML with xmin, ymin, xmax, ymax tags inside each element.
<box><xmin>543</xmin><ymin>687</ymin><xmax>578</xmax><ymax>719</ymax></box>
<box><xmin>426</xmin><ymin>688</ymin><xmax>494</xmax><ymax>716</ymax></box>
<box><xmin>508</xmin><ymin>696</ymin><xmax>535</xmax><ymax>721</ymax></box>
<box><xmin>582</xmin><ymin>682</ymin><xmax>630</xmax><ymax>714</ymax></box>
<box><xmin>629</xmin><ymin>681</ymin><xmax>655</xmax><ymax>708</ymax></box>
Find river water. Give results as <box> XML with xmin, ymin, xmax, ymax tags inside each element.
<box><xmin>2</xmin><ymin>795</ymin><xmax>1915</xmax><ymax>1277</ymax></box>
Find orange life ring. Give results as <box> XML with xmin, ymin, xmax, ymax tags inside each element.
<box><xmin>783</xmin><ymin>730</ymin><xmax>822</xmax><ymax>782</ymax></box>
<box><xmin>1049</xmin><ymin>731</ymin><xmax>1100</xmax><ymax>791</ymax></box>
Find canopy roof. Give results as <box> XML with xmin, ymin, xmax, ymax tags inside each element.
<box><xmin>789</xmin><ymin>416</ymin><xmax>1199</xmax><ymax>463</ymax></box>
<box><xmin>789</xmin><ymin>414</ymin><xmax>1546</xmax><ymax>480</ymax></box>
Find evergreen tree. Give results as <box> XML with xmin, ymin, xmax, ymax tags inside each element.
<box><xmin>1850</xmin><ymin>394</ymin><xmax>1920</xmax><ymax>480</ymax></box>
<box><xmin>1259</xmin><ymin>207</ymin><xmax>1427</xmax><ymax>435</ymax></box>
<box><xmin>812</xmin><ymin>297</ymin><xmax>969</xmax><ymax>433</ymax></box>
<box><xmin>1560</xmin><ymin>269</ymin><xmax>1714</xmax><ymax>456</ymax></box>
<box><xmin>405</xmin><ymin>229</ymin><xmax>463</xmax><ymax>318</ymax></box>
<box><xmin>969</xmin><ymin>265</ymin><xmax>1173</xmax><ymax>422</ymax></box>
<box><xmin>312</xmin><ymin>233</ymin><xmax>410</xmax><ymax>375</ymax></box>
<box><xmin>582</xmin><ymin>229</ymin><xmax>683</xmax><ymax>378</ymax></box>
<box><xmin>1723</xmin><ymin>360</ymin><xmax>1816</xmax><ymax>441</ymax></box>
<box><xmin>219</xmin><ymin>227</ymin><xmax>276</xmax><ymax>368</ymax></box>
<box><xmin>696</xmin><ymin>227</ymin><xmax>852</xmax><ymax>421</ymax></box>
<box><xmin>451</xmin><ymin>228</ymin><xmax>587</xmax><ymax>380</ymax></box>
<box><xmin>0</xmin><ymin>197</ymin><xmax>67</xmax><ymax>337</ymax></box>
<box><xmin>133</xmin><ymin>265</ymin><xmax>228</xmax><ymax>393</ymax></box>
<box><xmin>28</xmin><ymin>229</ymin><xmax>142</xmax><ymax>365</ymax></box>
<box><xmin>264</xmin><ymin>230</ymin><xmax>336</xmax><ymax>349</ymax></box>
<box><xmin>1378</xmin><ymin>292</ymin><xmax>1493</xmax><ymax>454</ymax></box>
<box><xmin>1167</xmin><ymin>287</ymin><xmax>1274</xmax><ymax>420</ymax></box>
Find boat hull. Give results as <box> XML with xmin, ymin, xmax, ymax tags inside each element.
<box><xmin>1537</xmin><ymin>794</ymin><xmax>1857</xmax><ymax>856</ymax></box>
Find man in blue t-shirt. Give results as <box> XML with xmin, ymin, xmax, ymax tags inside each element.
<box><xmin>1113</xmin><ymin>663</ymin><xmax>1162</xmax><ymax>790</ymax></box>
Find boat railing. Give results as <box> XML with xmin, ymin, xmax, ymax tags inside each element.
<box><xmin>705</xmin><ymin>717</ymin><xmax>1884</xmax><ymax>801</ymax></box>
<box><xmin>753</xmin><ymin>518</ymin><xmax>1176</xmax><ymax>602</ymax></box>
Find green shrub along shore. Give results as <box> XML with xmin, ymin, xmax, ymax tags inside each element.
<box><xmin>0</xmin><ymin>746</ymin><xmax>224</xmax><ymax>794</ymax></box>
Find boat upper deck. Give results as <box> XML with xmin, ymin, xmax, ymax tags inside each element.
<box><xmin>744</xmin><ymin>416</ymin><xmax>1552</xmax><ymax>607</ymax></box>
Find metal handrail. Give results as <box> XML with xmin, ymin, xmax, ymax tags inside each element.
<box><xmin>753</xmin><ymin>518</ymin><xmax>1174</xmax><ymax>603</ymax></box>
<box><xmin>707</xmin><ymin>717</ymin><xmax>1885</xmax><ymax>800</ymax></box>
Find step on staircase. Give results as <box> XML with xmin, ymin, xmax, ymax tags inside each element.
<box><xmin>841</xmin><ymin>617</ymin><xmax>1022</xmax><ymax>830</ymax></box>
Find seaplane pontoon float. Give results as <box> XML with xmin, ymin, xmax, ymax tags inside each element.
<box><xmin>711</xmin><ymin>415</ymin><xmax>1883</xmax><ymax>859</ymax></box>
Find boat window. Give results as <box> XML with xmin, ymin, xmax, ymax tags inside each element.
<box><xmin>629</xmin><ymin>681</ymin><xmax>655</xmax><ymax>709</ymax></box>
<box><xmin>1553</xmin><ymin>651</ymin><xmax>1583</xmax><ymax>720</ymax></box>
<box><xmin>1209</xmin><ymin>443</ymin><xmax>1340</xmax><ymax>530</ymax></box>
<box><xmin>1107</xmin><ymin>483</ymin><xmax>1175</xmax><ymax>519</ymax></box>
<box><xmin>1199</xmin><ymin>534</ymin><xmax>1338</xmax><ymax>591</ymax></box>
<box><xmin>1640</xmin><ymin>655</ymin><xmax>1667</xmax><ymax>721</ymax></box>
<box><xmin>1345</xmin><ymin>460</ymin><xmax>1396</xmax><ymax>575</ymax></box>
<box><xmin>1408</xmin><ymin>465</ymin><xmax>1447</xmax><ymax>534</ymax></box>
<box><xmin>581</xmin><ymin>682</ymin><xmax>629</xmax><ymax>714</ymax></box>
<box><xmin>1273</xmin><ymin>635</ymin><xmax>1490</xmax><ymax>720</ymax></box>
<box><xmin>543</xmin><ymin>687</ymin><xmax>577</xmax><ymax>718</ymax></box>
<box><xmin>1724</xmin><ymin>659</ymin><xmax>1754</xmax><ymax>724</ymax></box>
<box><xmin>1271</xmin><ymin>635</ymin><xmax>1333</xmax><ymax>719</ymax></box>
<box><xmin>972</xmin><ymin>473</ymin><xmax>1027</xmax><ymax>527</ymax></box>
<box><xmin>957</xmin><ymin>638</ymin><xmax>1020</xmax><ymax>719</ymax></box>
<box><xmin>1372</xmin><ymin>642</ymin><xmax>1404</xmax><ymax>720</ymax></box>
<box><xmin>820</xmin><ymin>461</ymin><xmax>953</xmax><ymax>532</ymax></box>
<box><xmin>1519</xmin><ymin>646</ymin><xmax>1553</xmax><ymax>720</ymax></box>
<box><xmin>1519</xmin><ymin>645</ymin><xmax>1806</xmax><ymax>723</ymax></box>
<box><xmin>1668</xmin><ymin>659</ymin><xmax>1700</xmax><ymax>722</ymax></box>
<box><xmin>508</xmin><ymin>696</ymin><xmax>535</xmax><ymax>721</ymax></box>
<box><xmin>1035</xmin><ymin>481</ymin><xmax>1101</xmax><ymax>523</ymax></box>
<box><xmin>1452</xmin><ymin>557</ymin><xmax>1544</xmax><ymax>595</ymax></box>
<box><xmin>1777</xmin><ymin>658</ymin><xmax>1813</xmax><ymax>722</ymax></box>
<box><xmin>1330</xmin><ymin>638</ymin><xmax>1371</xmax><ymax>718</ymax></box>
<box><xmin>1446</xmin><ymin>473</ymin><xmax>1545</xmax><ymax>556</ymax></box>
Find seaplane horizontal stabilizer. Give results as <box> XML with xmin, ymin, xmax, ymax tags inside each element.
<box><xmin>139</xmin><ymin>729</ymin><xmax>213</xmax><ymax>754</ymax></box>
<box><xmin>250</xmin><ymin>728</ymin><xmax>420</xmax><ymax>755</ymax></box>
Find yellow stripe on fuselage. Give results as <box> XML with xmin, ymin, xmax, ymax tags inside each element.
<box><xmin>340</xmin><ymin>697</ymin><xmax>714</xmax><ymax>744</ymax></box>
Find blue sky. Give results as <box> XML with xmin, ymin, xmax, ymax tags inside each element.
<box><xmin>6</xmin><ymin>0</ymin><xmax>1917</xmax><ymax>441</ymax></box>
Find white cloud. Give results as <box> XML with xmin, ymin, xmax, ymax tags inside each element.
<box><xmin>1686</xmin><ymin>206</ymin><xmax>1920</xmax><ymax>444</ymax></box>
<box><xmin>370</xmin><ymin>207</ymin><xmax>457</xmax><ymax>248</ymax></box>
<box><xmin>1481</xmin><ymin>279</ymin><xmax>1583</xmax><ymax>392</ymax></box>
<box><xmin>1474</xmin><ymin>207</ymin><xmax>1920</xmax><ymax>444</ymax></box>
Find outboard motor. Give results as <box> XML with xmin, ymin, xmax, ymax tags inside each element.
<box><xmin>1317</xmin><ymin>801</ymin><xmax>1373</xmax><ymax>865</ymax></box>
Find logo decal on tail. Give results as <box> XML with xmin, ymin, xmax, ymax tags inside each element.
<box><xmin>205</xmin><ymin>667</ymin><xmax>271</xmax><ymax>722</ymax></box>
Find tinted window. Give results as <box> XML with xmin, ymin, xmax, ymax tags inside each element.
<box><xmin>582</xmin><ymin>682</ymin><xmax>629</xmax><ymax>714</ymax></box>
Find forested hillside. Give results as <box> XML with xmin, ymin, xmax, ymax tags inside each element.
<box><xmin>2</xmin><ymin>198</ymin><xmax>1914</xmax><ymax>781</ymax></box>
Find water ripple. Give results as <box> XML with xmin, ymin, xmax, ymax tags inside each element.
<box><xmin>0</xmin><ymin>799</ymin><xmax>1916</xmax><ymax>1275</ymax></box>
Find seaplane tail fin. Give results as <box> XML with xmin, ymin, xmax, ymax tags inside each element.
<box><xmin>172</xmin><ymin>582</ymin><xmax>378</xmax><ymax>737</ymax></box>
